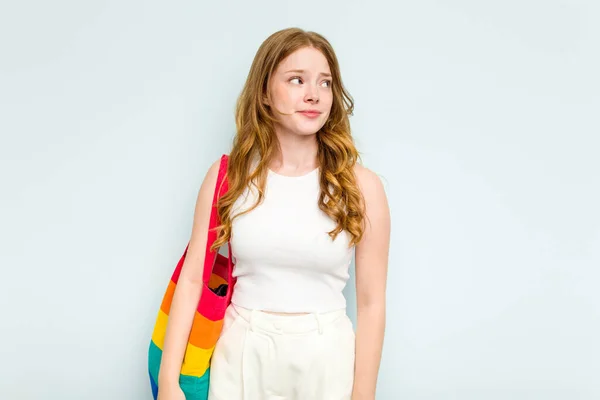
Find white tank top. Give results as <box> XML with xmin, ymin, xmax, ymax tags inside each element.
<box><xmin>229</xmin><ymin>166</ymin><xmax>354</xmax><ymax>313</ymax></box>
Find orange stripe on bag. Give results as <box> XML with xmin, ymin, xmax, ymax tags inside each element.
<box><xmin>188</xmin><ymin>311</ymin><xmax>224</xmax><ymax>349</ymax></box>
<box><xmin>160</xmin><ymin>280</ymin><xmax>176</xmax><ymax>314</ymax></box>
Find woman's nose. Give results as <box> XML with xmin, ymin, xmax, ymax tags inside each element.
<box><xmin>305</xmin><ymin>86</ymin><xmax>319</xmax><ymax>103</ymax></box>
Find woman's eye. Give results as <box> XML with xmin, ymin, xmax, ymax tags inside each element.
<box><xmin>289</xmin><ymin>77</ymin><xmax>332</xmax><ymax>87</ymax></box>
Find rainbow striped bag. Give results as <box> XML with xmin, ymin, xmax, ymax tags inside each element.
<box><xmin>148</xmin><ymin>154</ymin><xmax>235</xmax><ymax>399</ymax></box>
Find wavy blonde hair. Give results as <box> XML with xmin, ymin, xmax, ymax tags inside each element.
<box><xmin>211</xmin><ymin>27</ymin><xmax>365</xmax><ymax>251</ymax></box>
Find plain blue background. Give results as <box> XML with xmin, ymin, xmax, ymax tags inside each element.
<box><xmin>1</xmin><ymin>0</ymin><xmax>599</xmax><ymax>398</ymax></box>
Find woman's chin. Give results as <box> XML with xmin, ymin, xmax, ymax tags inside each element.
<box><xmin>295</xmin><ymin>122</ymin><xmax>325</xmax><ymax>136</ymax></box>
<box><xmin>294</xmin><ymin>128</ymin><xmax>320</xmax><ymax>136</ymax></box>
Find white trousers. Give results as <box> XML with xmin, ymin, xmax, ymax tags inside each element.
<box><xmin>208</xmin><ymin>303</ymin><xmax>356</xmax><ymax>400</ymax></box>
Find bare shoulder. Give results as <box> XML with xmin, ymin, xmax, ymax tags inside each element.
<box><xmin>179</xmin><ymin>157</ymin><xmax>225</xmax><ymax>284</ymax></box>
<box><xmin>203</xmin><ymin>158</ymin><xmax>223</xmax><ymax>185</ymax></box>
<box><xmin>195</xmin><ymin>157</ymin><xmax>225</xmax><ymax>211</ymax></box>
<box><xmin>193</xmin><ymin>156</ymin><xmax>226</xmax><ymax>227</ymax></box>
<box><xmin>353</xmin><ymin>163</ymin><xmax>385</xmax><ymax>197</ymax></box>
<box><xmin>353</xmin><ymin>163</ymin><xmax>390</xmax><ymax>235</ymax></box>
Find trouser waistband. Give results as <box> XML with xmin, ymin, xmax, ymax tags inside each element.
<box><xmin>230</xmin><ymin>303</ymin><xmax>348</xmax><ymax>335</ymax></box>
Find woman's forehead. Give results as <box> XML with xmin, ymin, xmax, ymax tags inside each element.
<box><xmin>276</xmin><ymin>48</ymin><xmax>331</xmax><ymax>74</ymax></box>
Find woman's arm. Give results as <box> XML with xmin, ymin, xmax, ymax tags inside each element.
<box><xmin>157</xmin><ymin>159</ymin><xmax>222</xmax><ymax>388</ymax></box>
<box><xmin>352</xmin><ymin>165</ymin><xmax>391</xmax><ymax>400</ymax></box>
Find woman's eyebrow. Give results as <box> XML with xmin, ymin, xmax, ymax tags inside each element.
<box><xmin>284</xmin><ymin>69</ymin><xmax>332</xmax><ymax>78</ymax></box>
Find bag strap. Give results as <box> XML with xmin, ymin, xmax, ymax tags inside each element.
<box><xmin>202</xmin><ymin>154</ymin><xmax>230</xmax><ymax>284</ymax></box>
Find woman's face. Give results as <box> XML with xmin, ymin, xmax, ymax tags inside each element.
<box><xmin>266</xmin><ymin>46</ymin><xmax>333</xmax><ymax>137</ymax></box>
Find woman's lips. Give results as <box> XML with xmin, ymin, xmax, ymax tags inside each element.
<box><xmin>298</xmin><ymin>111</ymin><xmax>321</xmax><ymax>118</ymax></box>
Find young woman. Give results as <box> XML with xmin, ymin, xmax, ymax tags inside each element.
<box><xmin>157</xmin><ymin>27</ymin><xmax>390</xmax><ymax>400</ymax></box>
